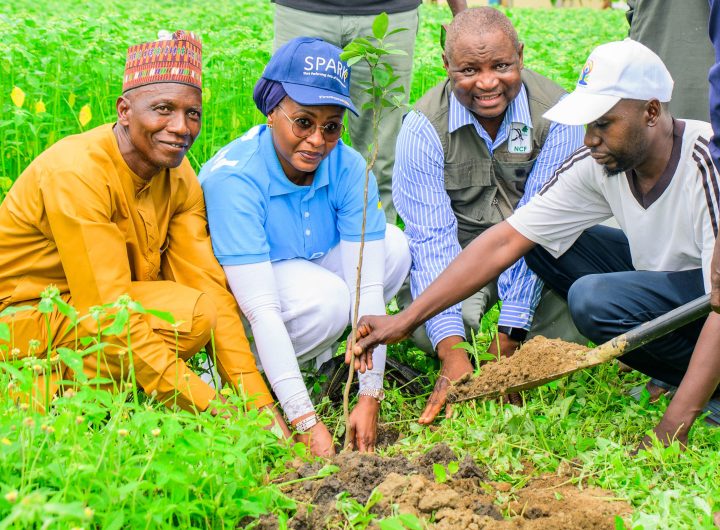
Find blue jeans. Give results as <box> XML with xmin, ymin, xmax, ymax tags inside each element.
<box><xmin>525</xmin><ymin>225</ymin><xmax>706</xmax><ymax>387</ymax></box>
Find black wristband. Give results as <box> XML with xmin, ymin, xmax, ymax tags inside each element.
<box><xmin>497</xmin><ymin>325</ymin><xmax>528</xmax><ymax>342</ymax></box>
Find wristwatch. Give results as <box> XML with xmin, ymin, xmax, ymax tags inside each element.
<box><xmin>358</xmin><ymin>388</ymin><xmax>385</xmax><ymax>402</ymax></box>
<box><xmin>497</xmin><ymin>325</ymin><xmax>528</xmax><ymax>342</ymax></box>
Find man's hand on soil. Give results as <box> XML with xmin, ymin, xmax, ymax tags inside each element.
<box><xmin>347</xmin><ymin>395</ymin><xmax>381</xmax><ymax>452</ymax></box>
<box><xmin>419</xmin><ymin>337</ymin><xmax>473</xmax><ymax>425</ymax></box>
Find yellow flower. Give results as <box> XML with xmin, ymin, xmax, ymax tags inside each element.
<box><xmin>78</xmin><ymin>104</ymin><xmax>92</xmax><ymax>127</ymax></box>
<box><xmin>4</xmin><ymin>490</ymin><xmax>18</xmax><ymax>503</ymax></box>
<box><xmin>151</xmin><ymin>428</ymin><xmax>161</xmax><ymax>437</ymax></box>
<box><xmin>117</xmin><ymin>428</ymin><xmax>129</xmax><ymax>437</ymax></box>
<box><xmin>11</xmin><ymin>87</ymin><xmax>25</xmax><ymax>108</ymax></box>
<box><xmin>35</xmin><ymin>101</ymin><xmax>46</xmax><ymax>114</ymax></box>
<box><xmin>84</xmin><ymin>507</ymin><xmax>94</xmax><ymax>519</ymax></box>
<box><xmin>75</xmin><ymin>415</ymin><xmax>85</xmax><ymax>424</ymax></box>
<box><xmin>220</xmin><ymin>388</ymin><xmax>233</xmax><ymax>397</ymax></box>
<box><xmin>22</xmin><ymin>417</ymin><xmax>35</xmax><ymax>428</ymax></box>
<box><xmin>1</xmin><ymin>438</ymin><xmax>11</xmax><ymax>446</ymax></box>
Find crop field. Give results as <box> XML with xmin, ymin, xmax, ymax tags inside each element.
<box><xmin>1</xmin><ymin>1</ymin><xmax>720</xmax><ymax>529</ymax></box>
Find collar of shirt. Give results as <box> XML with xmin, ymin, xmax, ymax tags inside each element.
<box><xmin>260</xmin><ymin>126</ymin><xmax>331</xmax><ymax>198</ymax></box>
<box><xmin>448</xmin><ymin>84</ymin><xmax>533</xmax><ymax>153</ymax></box>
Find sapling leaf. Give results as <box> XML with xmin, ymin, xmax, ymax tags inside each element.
<box><xmin>386</xmin><ymin>28</ymin><xmax>408</xmax><ymax>37</ymax></box>
<box><xmin>386</xmin><ymin>49</ymin><xmax>408</xmax><ymax>56</ymax></box>
<box><xmin>372</xmin><ymin>12</ymin><xmax>389</xmax><ymax>39</ymax></box>
<box><xmin>447</xmin><ymin>460</ymin><xmax>459</xmax><ymax>474</ymax></box>
<box><xmin>375</xmin><ymin>68</ymin><xmax>391</xmax><ymax>87</ymax></box>
<box><xmin>347</xmin><ymin>56</ymin><xmax>363</xmax><ymax>67</ymax></box>
<box><xmin>0</xmin><ymin>322</ymin><xmax>9</xmax><ymax>342</ymax></box>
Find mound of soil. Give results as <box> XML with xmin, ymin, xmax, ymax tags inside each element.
<box><xmin>447</xmin><ymin>336</ymin><xmax>591</xmax><ymax>402</ymax></box>
<box><xmin>269</xmin><ymin>444</ymin><xmax>631</xmax><ymax>529</ymax></box>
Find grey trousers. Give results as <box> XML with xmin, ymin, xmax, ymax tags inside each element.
<box><xmin>273</xmin><ymin>4</ymin><xmax>420</xmax><ymax>224</ymax></box>
<box><xmin>397</xmin><ymin>279</ymin><xmax>586</xmax><ymax>355</ymax></box>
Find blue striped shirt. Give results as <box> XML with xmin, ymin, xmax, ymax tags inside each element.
<box><xmin>393</xmin><ymin>87</ymin><xmax>584</xmax><ymax>348</ymax></box>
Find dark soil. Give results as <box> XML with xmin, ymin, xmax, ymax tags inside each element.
<box><xmin>274</xmin><ymin>443</ymin><xmax>631</xmax><ymax>529</ymax></box>
<box><xmin>447</xmin><ymin>336</ymin><xmax>591</xmax><ymax>402</ymax></box>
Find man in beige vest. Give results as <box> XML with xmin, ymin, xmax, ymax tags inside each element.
<box><xmin>393</xmin><ymin>8</ymin><xmax>585</xmax><ymax>423</ymax></box>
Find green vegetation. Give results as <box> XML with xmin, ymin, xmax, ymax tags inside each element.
<box><xmin>3</xmin><ymin>2</ymin><xmax>719</xmax><ymax>529</ymax></box>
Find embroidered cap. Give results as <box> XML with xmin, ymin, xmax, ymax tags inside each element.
<box><xmin>259</xmin><ymin>37</ymin><xmax>358</xmax><ymax>115</ymax></box>
<box><xmin>123</xmin><ymin>30</ymin><xmax>202</xmax><ymax>93</ymax></box>
<box><xmin>543</xmin><ymin>39</ymin><xmax>673</xmax><ymax>126</ymax></box>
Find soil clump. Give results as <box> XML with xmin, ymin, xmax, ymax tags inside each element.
<box><xmin>448</xmin><ymin>336</ymin><xmax>590</xmax><ymax>402</ymax></box>
<box><xmin>276</xmin><ymin>443</ymin><xmax>631</xmax><ymax>529</ymax></box>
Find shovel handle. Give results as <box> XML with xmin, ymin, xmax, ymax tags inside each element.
<box><xmin>588</xmin><ymin>293</ymin><xmax>712</xmax><ymax>363</ymax></box>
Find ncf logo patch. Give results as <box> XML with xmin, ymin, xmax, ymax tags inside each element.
<box><xmin>578</xmin><ymin>59</ymin><xmax>593</xmax><ymax>86</ymax></box>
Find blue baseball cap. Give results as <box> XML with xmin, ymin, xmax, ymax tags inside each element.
<box><xmin>262</xmin><ymin>37</ymin><xmax>358</xmax><ymax>115</ymax></box>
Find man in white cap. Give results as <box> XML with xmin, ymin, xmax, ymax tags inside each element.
<box><xmin>347</xmin><ymin>39</ymin><xmax>720</xmax><ymax>446</ymax></box>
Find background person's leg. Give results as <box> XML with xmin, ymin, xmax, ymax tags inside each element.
<box><xmin>273</xmin><ymin>5</ymin><xmax>342</xmax><ymax>50</ymax></box>
<box><xmin>568</xmin><ymin>269</ymin><xmax>705</xmax><ymax>387</ymax></box>
<box><xmin>525</xmin><ymin>225</ymin><xmax>633</xmax><ymax>299</ymax></box>
<box><xmin>527</xmin><ymin>287</ymin><xmax>585</xmax><ymax>344</ymax></box>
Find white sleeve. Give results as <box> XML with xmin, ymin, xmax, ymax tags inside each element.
<box><xmin>223</xmin><ymin>262</ymin><xmax>314</xmax><ymax>421</ymax></box>
<box><xmin>339</xmin><ymin>239</ymin><xmax>387</xmax><ymax>391</ymax></box>
<box><xmin>508</xmin><ymin>155</ymin><xmax>613</xmax><ymax>258</ymax></box>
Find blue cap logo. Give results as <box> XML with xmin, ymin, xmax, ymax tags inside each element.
<box><xmin>578</xmin><ymin>59</ymin><xmax>594</xmax><ymax>86</ymax></box>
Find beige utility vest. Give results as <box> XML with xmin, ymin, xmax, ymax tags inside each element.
<box><xmin>414</xmin><ymin>70</ymin><xmax>566</xmax><ymax>248</ymax></box>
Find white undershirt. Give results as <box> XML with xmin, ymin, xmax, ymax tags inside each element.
<box><xmin>224</xmin><ymin>239</ymin><xmax>386</xmax><ymax>421</ymax></box>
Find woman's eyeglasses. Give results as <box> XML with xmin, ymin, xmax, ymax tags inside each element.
<box><xmin>275</xmin><ymin>105</ymin><xmax>345</xmax><ymax>141</ymax></box>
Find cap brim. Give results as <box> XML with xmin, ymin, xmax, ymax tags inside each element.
<box><xmin>282</xmin><ymin>81</ymin><xmax>359</xmax><ymax>116</ymax></box>
<box><xmin>543</xmin><ymin>92</ymin><xmax>621</xmax><ymax>126</ymax></box>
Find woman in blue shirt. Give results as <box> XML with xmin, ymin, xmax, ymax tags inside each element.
<box><xmin>199</xmin><ymin>37</ymin><xmax>410</xmax><ymax>456</ymax></box>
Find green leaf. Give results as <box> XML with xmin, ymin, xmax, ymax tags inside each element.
<box><xmin>0</xmin><ymin>322</ymin><xmax>9</xmax><ymax>342</ymax></box>
<box><xmin>57</xmin><ymin>347</ymin><xmax>87</xmax><ymax>381</ymax></box>
<box><xmin>451</xmin><ymin>341</ymin><xmax>474</xmax><ymax>353</ymax></box>
<box><xmin>447</xmin><ymin>460</ymin><xmax>459</xmax><ymax>475</ymax></box>
<box><xmin>433</xmin><ymin>463</ymin><xmax>447</xmax><ymax>483</ymax></box>
<box><xmin>379</xmin><ymin>520</ymin><xmax>406</xmax><ymax>530</ymax></box>
<box><xmin>102</xmin><ymin>309</ymin><xmax>129</xmax><ymax>336</ymax></box>
<box><xmin>346</xmin><ymin>56</ymin><xmax>363</xmax><ymax>67</ymax></box>
<box><xmin>372</xmin><ymin>12</ymin><xmax>389</xmax><ymax>40</ymax></box>
<box><xmin>0</xmin><ymin>305</ymin><xmax>35</xmax><ymax>317</ymax></box>
<box><xmin>52</xmin><ymin>296</ymin><xmax>78</xmax><ymax>323</ymax></box>
<box><xmin>386</xmin><ymin>28</ymin><xmax>408</xmax><ymax>37</ymax></box>
<box><xmin>614</xmin><ymin>515</ymin><xmax>626</xmax><ymax>530</ymax></box>
<box><xmin>145</xmin><ymin>308</ymin><xmax>176</xmax><ymax>324</ymax></box>
<box><xmin>37</xmin><ymin>297</ymin><xmax>54</xmax><ymax>314</ymax></box>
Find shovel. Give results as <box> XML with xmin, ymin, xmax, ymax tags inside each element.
<box><xmin>448</xmin><ymin>293</ymin><xmax>711</xmax><ymax>403</ymax></box>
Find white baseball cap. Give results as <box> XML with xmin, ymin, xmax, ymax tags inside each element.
<box><xmin>543</xmin><ymin>39</ymin><xmax>674</xmax><ymax>126</ymax></box>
